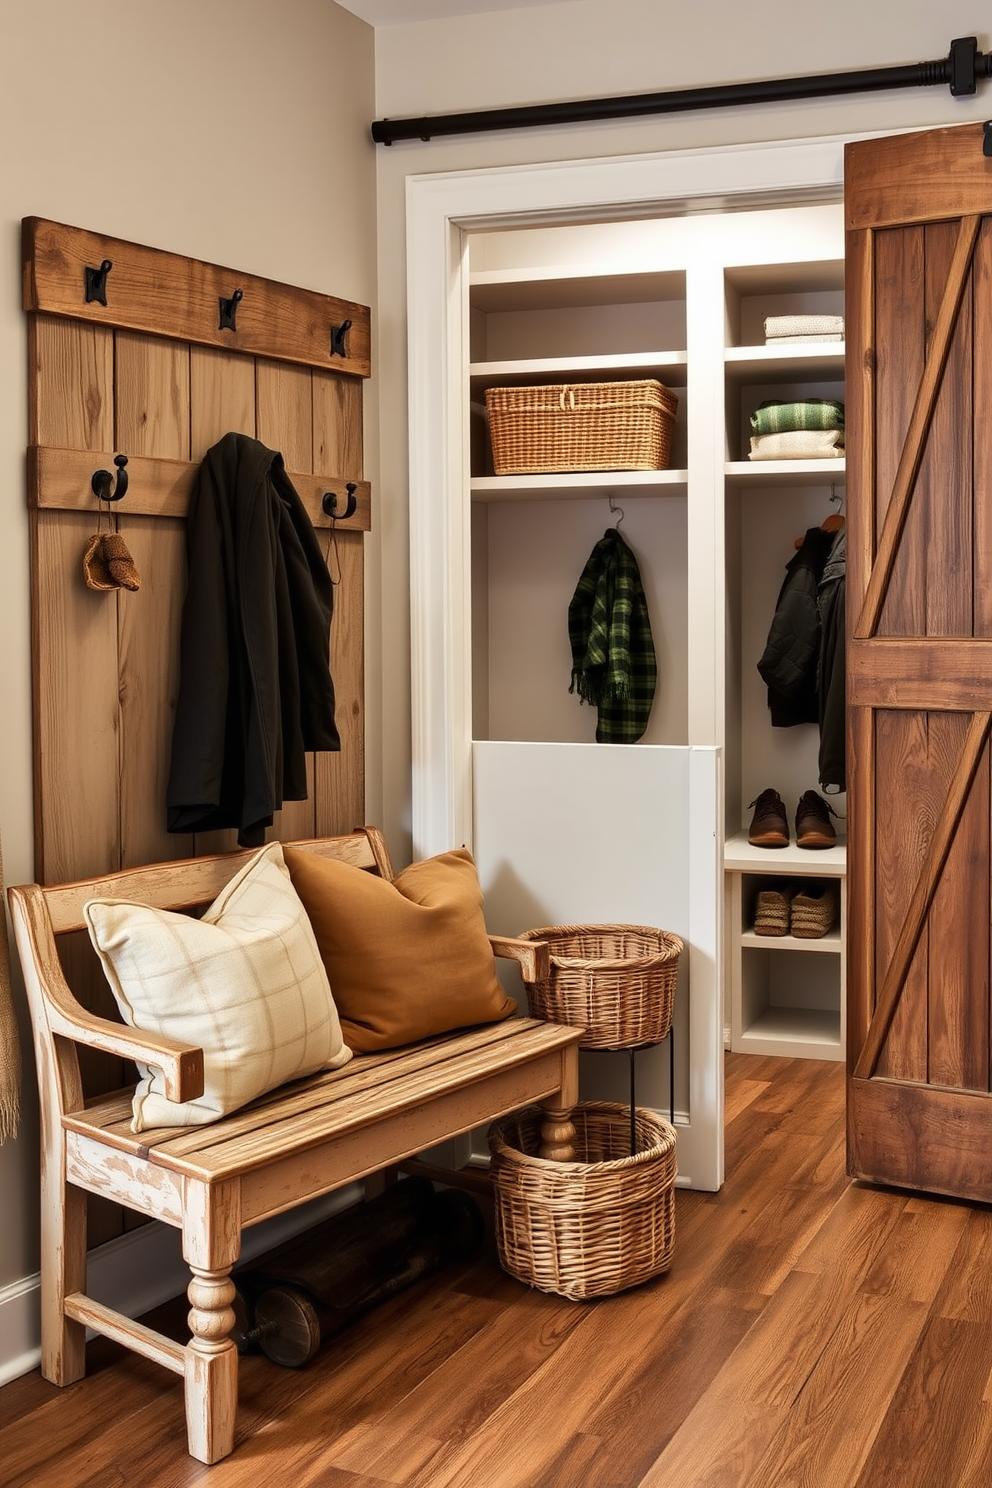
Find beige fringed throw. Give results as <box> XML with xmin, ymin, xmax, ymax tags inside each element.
<box><xmin>0</xmin><ymin>837</ymin><xmax>20</xmax><ymax>1142</ymax></box>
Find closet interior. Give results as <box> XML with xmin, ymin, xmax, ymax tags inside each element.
<box><xmin>467</xmin><ymin>201</ymin><xmax>847</xmax><ymax>1085</ymax></box>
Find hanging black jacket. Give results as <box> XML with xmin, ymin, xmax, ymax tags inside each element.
<box><xmin>166</xmin><ymin>433</ymin><xmax>339</xmax><ymax>847</ymax></box>
<box><xmin>757</xmin><ymin>526</ymin><xmax>835</xmax><ymax>727</ymax></box>
<box><xmin>817</xmin><ymin>526</ymin><xmax>846</xmax><ymax>792</ymax></box>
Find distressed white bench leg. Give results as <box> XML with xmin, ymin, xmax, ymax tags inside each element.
<box><xmin>183</xmin><ymin>1178</ymin><xmax>241</xmax><ymax>1465</ymax></box>
<box><xmin>41</xmin><ymin>1160</ymin><xmax>87</xmax><ymax>1385</ymax></box>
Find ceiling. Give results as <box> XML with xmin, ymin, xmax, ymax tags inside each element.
<box><xmin>335</xmin><ymin>0</ymin><xmax>575</xmax><ymax>25</ymax></box>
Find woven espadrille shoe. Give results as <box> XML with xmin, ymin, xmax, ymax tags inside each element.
<box><xmin>791</xmin><ymin>885</ymin><xmax>838</xmax><ymax>938</ymax></box>
<box><xmin>747</xmin><ymin>788</ymin><xmax>790</xmax><ymax>848</ymax></box>
<box><xmin>753</xmin><ymin>886</ymin><xmax>796</xmax><ymax>936</ymax></box>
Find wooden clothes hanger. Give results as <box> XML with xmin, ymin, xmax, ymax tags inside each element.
<box><xmin>794</xmin><ymin>488</ymin><xmax>844</xmax><ymax>548</ymax></box>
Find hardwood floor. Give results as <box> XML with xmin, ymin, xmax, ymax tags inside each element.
<box><xmin>4</xmin><ymin>1052</ymin><xmax>992</xmax><ymax>1487</ymax></box>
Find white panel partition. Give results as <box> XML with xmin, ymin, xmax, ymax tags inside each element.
<box><xmin>474</xmin><ymin>741</ymin><xmax>723</xmax><ymax>1190</ymax></box>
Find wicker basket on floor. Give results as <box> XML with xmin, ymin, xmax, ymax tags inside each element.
<box><xmin>485</xmin><ymin>379</ymin><xmax>677</xmax><ymax>475</ymax></box>
<box><xmin>488</xmin><ymin>1101</ymin><xmax>677</xmax><ymax>1299</ymax></box>
<box><xmin>518</xmin><ymin>924</ymin><xmax>683</xmax><ymax>1050</ymax></box>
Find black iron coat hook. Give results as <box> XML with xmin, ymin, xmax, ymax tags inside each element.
<box><xmin>91</xmin><ymin>454</ymin><xmax>129</xmax><ymax>502</ymax></box>
<box><xmin>219</xmin><ymin>288</ymin><xmax>243</xmax><ymax>332</ymax></box>
<box><xmin>84</xmin><ymin>259</ymin><xmax>113</xmax><ymax>305</ymax></box>
<box><xmin>330</xmin><ymin>319</ymin><xmax>352</xmax><ymax>358</ymax></box>
<box><xmin>322</xmin><ymin>482</ymin><xmax>357</xmax><ymax>520</ymax></box>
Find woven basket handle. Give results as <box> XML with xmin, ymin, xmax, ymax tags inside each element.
<box><xmin>558</xmin><ymin>387</ymin><xmax>576</xmax><ymax>412</ymax></box>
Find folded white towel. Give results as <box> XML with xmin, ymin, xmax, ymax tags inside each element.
<box><xmin>749</xmin><ymin>429</ymin><xmax>844</xmax><ymax>460</ymax></box>
<box><xmin>765</xmin><ymin>332</ymin><xmax>844</xmax><ymax>344</ymax></box>
<box><xmin>764</xmin><ymin>314</ymin><xmax>845</xmax><ymax>338</ymax></box>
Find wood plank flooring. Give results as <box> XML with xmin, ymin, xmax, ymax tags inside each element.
<box><xmin>4</xmin><ymin>1052</ymin><xmax>992</xmax><ymax>1486</ymax></box>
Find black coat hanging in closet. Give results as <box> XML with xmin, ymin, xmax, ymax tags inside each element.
<box><xmin>166</xmin><ymin>432</ymin><xmax>339</xmax><ymax>848</ymax></box>
<box><xmin>756</xmin><ymin>525</ymin><xmax>835</xmax><ymax>728</ymax></box>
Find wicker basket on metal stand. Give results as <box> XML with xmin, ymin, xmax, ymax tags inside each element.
<box><xmin>488</xmin><ymin>1101</ymin><xmax>677</xmax><ymax>1299</ymax></box>
<box><xmin>516</xmin><ymin>923</ymin><xmax>683</xmax><ymax>1049</ymax></box>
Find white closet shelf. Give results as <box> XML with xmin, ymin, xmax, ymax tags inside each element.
<box><xmin>740</xmin><ymin>927</ymin><xmax>842</xmax><ymax>953</ymax></box>
<box><xmin>469</xmin><ymin>268</ymin><xmax>685</xmax><ymax>312</ymax></box>
<box><xmin>471</xmin><ymin>469</ymin><xmax>688</xmax><ymax>502</ymax></box>
<box><xmin>735</xmin><ymin>1007</ymin><xmax>843</xmax><ymax>1058</ymax></box>
<box><xmin>470</xmin><ymin>351</ymin><xmax>687</xmax><ymax>385</ymax></box>
<box><xmin>725</xmin><ymin>458</ymin><xmax>845</xmax><ymax>488</ymax></box>
<box><xmin>724</xmin><ymin>832</ymin><xmax>846</xmax><ymax>874</ymax></box>
<box><xmin>725</xmin><ymin>342</ymin><xmax>845</xmax><ymax>383</ymax></box>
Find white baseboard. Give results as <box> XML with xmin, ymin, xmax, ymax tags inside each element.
<box><xmin>0</xmin><ymin>1182</ymin><xmax>362</xmax><ymax>1388</ymax></box>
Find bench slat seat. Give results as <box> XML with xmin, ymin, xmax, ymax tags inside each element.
<box><xmin>64</xmin><ymin>1019</ymin><xmax>579</xmax><ymax>1183</ymax></box>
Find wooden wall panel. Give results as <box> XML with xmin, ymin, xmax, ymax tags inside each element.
<box><xmin>29</xmin><ymin>318</ymin><xmax>120</xmax><ymax>883</ymax></box>
<box><xmin>31</xmin><ymin>512</ymin><xmax>121</xmax><ymax>883</ymax></box>
<box><xmin>315</xmin><ymin>531</ymin><xmax>365</xmax><ymax>835</ymax></box>
<box><xmin>314</xmin><ymin>371</ymin><xmax>364</xmax><ymax>474</ymax></box>
<box><xmin>115</xmin><ymin>333</ymin><xmax>191</xmax><ymax>459</ymax></box>
<box><xmin>257</xmin><ymin>359</ymin><xmax>313</xmax><ymax>471</ymax></box>
<box><xmin>190</xmin><ymin>347</ymin><xmax>256</xmax><ymax>458</ymax></box>
<box><xmin>29</xmin><ymin>314</ymin><xmax>114</xmax><ymax>449</ymax></box>
<box><xmin>115</xmin><ymin>333</ymin><xmax>193</xmax><ymax>866</ymax></box>
<box><xmin>117</xmin><ymin>523</ymin><xmax>191</xmax><ymax>867</ymax></box>
<box><xmin>25</xmin><ymin>228</ymin><xmax>369</xmax><ymax>889</ymax></box>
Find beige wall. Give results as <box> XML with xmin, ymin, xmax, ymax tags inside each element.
<box><xmin>0</xmin><ymin>0</ymin><xmax>376</xmax><ymax>1304</ymax></box>
<box><xmin>372</xmin><ymin>0</ymin><xmax>991</xmax><ymax>856</ymax></box>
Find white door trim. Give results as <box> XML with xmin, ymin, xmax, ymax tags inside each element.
<box><xmin>405</xmin><ymin>133</ymin><xmax>848</xmax><ymax>857</ymax></box>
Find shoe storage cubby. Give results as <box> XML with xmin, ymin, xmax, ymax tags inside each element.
<box><xmin>725</xmin><ymin>845</ymin><xmax>846</xmax><ymax>1060</ymax></box>
<box><xmin>464</xmin><ymin>202</ymin><xmax>846</xmax><ymax>1065</ymax></box>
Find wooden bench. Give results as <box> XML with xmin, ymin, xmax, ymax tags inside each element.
<box><xmin>9</xmin><ymin>828</ymin><xmax>582</xmax><ymax>1465</ymax></box>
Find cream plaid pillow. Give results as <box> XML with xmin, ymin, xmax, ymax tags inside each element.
<box><xmin>85</xmin><ymin>841</ymin><xmax>352</xmax><ymax>1132</ymax></box>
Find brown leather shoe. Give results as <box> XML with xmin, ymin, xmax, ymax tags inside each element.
<box><xmin>747</xmin><ymin>788</ymin><xmax>789</xmax><ymax>848</ymax></box>
<box><xmin>795</xmin><ymin>790</ymin><xmax>838</xmax><ymax>849</ymax></box>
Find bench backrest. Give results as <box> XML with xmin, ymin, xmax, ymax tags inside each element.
<box><xmin>9</xmin><ymin>828</ymin><xmax>394</xmax><ymax>1123</ymax></box>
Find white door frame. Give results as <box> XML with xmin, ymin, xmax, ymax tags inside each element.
<box><xmin>406</xmin><ymin>133</ymin><xmax>848</xmax><ymax>858</ymax></box>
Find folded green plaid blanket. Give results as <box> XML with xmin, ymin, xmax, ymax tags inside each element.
<box><xmin>751</xmin><ymin>399</ymin><xmax>845</xmax><ymax>436</ymax></box>
<box><xmin>568</xmin><ymin>528</ymin><xmax>656</xmax><ymax>744</ymax></box>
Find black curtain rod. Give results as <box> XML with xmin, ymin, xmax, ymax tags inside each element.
<box><xmin>371</xmin><ymin>35</ymin><xmax>991</xmax><ymax>146</ymax></box>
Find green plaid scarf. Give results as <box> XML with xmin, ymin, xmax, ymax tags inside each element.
<box><xmin>568</xmin><ymin>528</ymin><xmax>656</xmax><ymax>743</ymax></box>
<box><xmin>751</xmin><ymin>399</ymin><xmax>845</xmax><ymax>436</ymax></box>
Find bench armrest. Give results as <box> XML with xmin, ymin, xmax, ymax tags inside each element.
<box><xmin>8</xmin><ymin>884</ymin><xmax>205</xmax><ymax>1103</ymax></box>
<box><xmin>489</xmin><ymin>934</ymin><xmax>550</xmax><ymax>985</ymax></box>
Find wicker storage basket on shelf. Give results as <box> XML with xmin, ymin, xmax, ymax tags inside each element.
<box><xmin>518</xmin><ymin>924</ymin><xmax>683</xmax><ymax>1050</ymax></box>
<box><xmin>485</xmin><ymin>379</ymin><xmax>678</xmax><ymax>475</ymax></box>
<box><xmin>488</xmin><ymin>1101</ymin><xmax>677</xmax><ymax>1299</ymax></box>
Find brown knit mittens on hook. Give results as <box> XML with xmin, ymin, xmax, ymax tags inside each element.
<box><xmin>83</xmin><ymin>532</ymin><xmax>141</xmax><ymax>592</ymax></box>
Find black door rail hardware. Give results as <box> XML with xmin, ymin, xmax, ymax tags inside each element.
<box><xmin>91</xmin><ymin>454</ymin><xmax>129</xmax><ymax>503</ymax></box>
<box><xmin>84</xmin><ymin>259</ymin><xmax>113</xmax><ymax>305</ymax></box>
<box><xmin>330</xmin><ymin>319</ymin><xmax>352</xmax><ymax>358</ymax></box>
<box><xmin>371</xmin><ymin>35</ymin><xmax>992</xmax><ymax>145</ymax></box>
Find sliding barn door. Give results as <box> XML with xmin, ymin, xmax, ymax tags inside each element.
<box><xmin>846</xmin><ymin>124</ymin><xmax>992</xmax><ymax>1200</ymax></box>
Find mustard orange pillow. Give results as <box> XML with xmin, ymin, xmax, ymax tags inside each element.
<box><xmin>282</xmin><ymin>847</ymin><xmax>516</xmax><ymax>1052</ymax></box>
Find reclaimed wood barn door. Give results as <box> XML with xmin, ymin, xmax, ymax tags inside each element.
<box><xmin>22</xmin><ymin>218</ymin><xmax>371</xmax><ymax>1244</ymax></box>
<box><xmin>846</xmin><ymin>124</ymin><xmax>992</xmax><ymax>1200</ymax></box>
